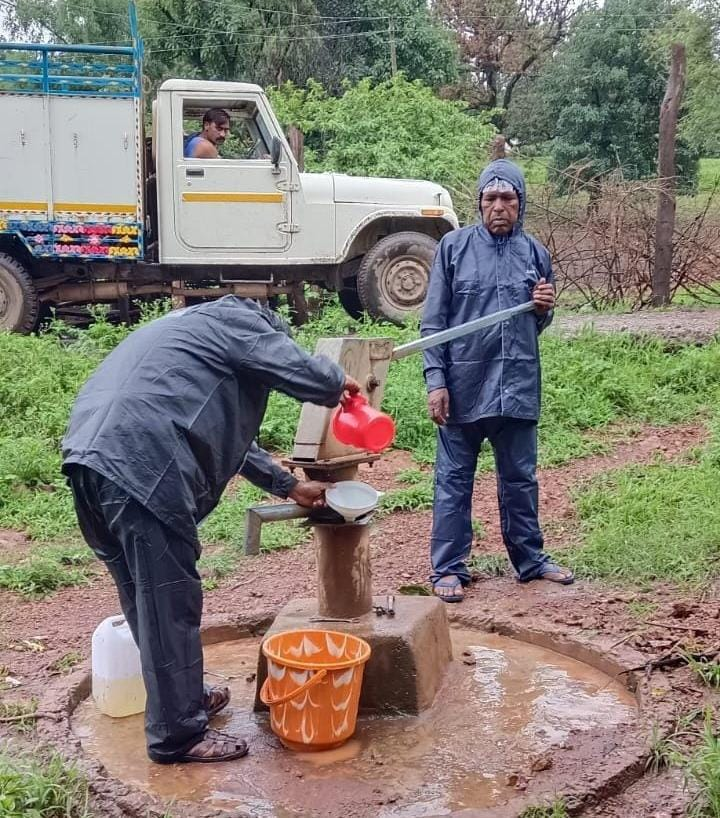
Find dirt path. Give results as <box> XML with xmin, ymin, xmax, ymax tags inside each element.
<box><xmin>552</xmin><ymin>305</ymin><xmax>720</xmax><ymax>344</ymax></box>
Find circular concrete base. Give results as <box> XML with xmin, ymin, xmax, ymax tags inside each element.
<box><xmin>37</xmin><ymin>613</ymin><xmax>664</xmax><ymax>818</ymax></box>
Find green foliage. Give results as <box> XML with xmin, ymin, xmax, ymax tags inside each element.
<box><xmin>468</xmin><ymin>553</ymin><xmax>508</xmax><ymax>577</ymax></box>
<box><xmin>0</xmin><ymin>544</ymin><xmax>94</xmax><ymax>597</ymax></box>
<box><xmin>396</xmin><ymin>468</ymin><xmax>429</xmax><ymax>485</ymax></box>
<box><xmin>566</xmin><ymin>442</ymin><xmax>720</xmax><ymax>584</ymax></box>
<box><xmin>539</xmin><ymin>0</ymin><xmax>698</xmax><ymax>186</ymax></box>
<box><xmin>313</xmin><ymin>0</ymin><xmax>459</xmax><ymax>90</ymax></box>
<box><xmin>6</xmin><ymin>0</ymin><xmax>130</xmax><ymax>45</ymax></box>
<box><xmin>519</xmin><ymin>802</ymin><xmax>568</xmax><ymax>818</ymax></box>
<box><xmin>683</xmin><ymin>654</ymin><xmax>720</xmax><ymax>690</ymax></box>
<box><xmin>0</xmin><ymin>748</ymin><xmax>91</xmax><ymax>817</ymax></box>
<box><xmin>653</xmin><ymin>8</ymin><xmax>720</xmax><ymax>158</ymax></box>
<box><xmin>700</xmin><ymin>159</ymin><xmax>720</xmax><ymax>191</ymax></box>
<box><xmin>269</xmin><ymin>75</ymin><xmax>495</xmax><ymax>192</ymax></box>
<box><xmin>0</xmin><ymin>700</ymin><xmax>38</xmax><ymax>733</ymax></box>
<box><xmin>684</xmin><ymin>711</ymin><xmax>720</xmax><ymax>817</ymax></box>
<box><xmin>379</xmin><ymin>480</ymin><xmax>433</xmax><ymax>513</ymax></box>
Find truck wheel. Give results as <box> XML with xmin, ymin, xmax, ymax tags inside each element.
<box><xmin>338</xmin><ymin>277</ymin><xmax>364</xmax><ymax>320</ymax></box>
<box><xmin>357</xmin><ymin>232</ymin><xmax>437</xmax><ymax>324</ymax></box>
<box><xmin>0</xmin><ymin>253</ymin><xmax>39</xmax><ymax>333</ymax></box>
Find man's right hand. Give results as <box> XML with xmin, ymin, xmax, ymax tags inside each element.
<box><xmin>428</xmin><ymin>388</ymin><xmax>450</xmax><ymax>425</ymax></box>
<box><xmin>340</xmin><ymin>374</ymin><xmax>361</xmax><ymax>405</ymax></box>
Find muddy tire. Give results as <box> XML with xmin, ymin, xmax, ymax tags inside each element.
<box><xmin>357</xmin><ymin>232</ymin><xmax>437</xmax><ymax>324</ymax></box>
<box><xmin>338</xmin><ymin>277</ymin><xmax>364</xmax><ymax>320</ymax></box>
<box><xmin>0</xmin><ymin>253</ymin><xmax>39</xmax><ymax>333</ymax></box>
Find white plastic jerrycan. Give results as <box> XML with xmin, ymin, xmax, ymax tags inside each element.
<box><xmin>91</xmin><ymin>615</ymin><xmax>146</xmax><ymax>717</ymax></box>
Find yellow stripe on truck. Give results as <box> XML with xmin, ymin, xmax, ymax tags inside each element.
<box><xmin>55</xmin><ymin>203</ymin><xmax>137</xmax><ymax>214</ymax></box>
<box><xmin>182</xmin><ymin>192</ymin><xmax>284</xmax><ymax>203</ymax></box>
<box><xmin>0</xmin><ymin>201</ymin><xmax>47</xmax><ymax>210</ymax></box>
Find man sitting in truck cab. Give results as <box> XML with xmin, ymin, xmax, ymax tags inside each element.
<box><xmin>184</xmin><ymin>107</ymin><xmax>230</xmax><ymax>159</ymax></box>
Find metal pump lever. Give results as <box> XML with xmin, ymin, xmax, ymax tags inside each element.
<box><xmin>391</xmin><ymin>301</ymin><xmax>536</xmax><ymax>361</ymax></box>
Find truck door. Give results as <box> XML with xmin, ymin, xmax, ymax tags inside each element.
<box><xmin>173</xmin><ymin>96</ymin><xmax>292</xmax><ymax>252</ymax></box>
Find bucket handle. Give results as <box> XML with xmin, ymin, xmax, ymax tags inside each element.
<box><xmin>259</xmin><ymin>668</ymin><xmax>328</xmax><ymax>706</ymax></box>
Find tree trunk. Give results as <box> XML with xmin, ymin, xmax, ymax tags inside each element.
<box><xmin>652</xmin><ymin>43</ymin><xmax>686</xmax><ymax>307</ymax></box>
<box><xmin>287</xmin><ymin>125</ymin><xmax>305</xmax><ymax>171</ymax></box>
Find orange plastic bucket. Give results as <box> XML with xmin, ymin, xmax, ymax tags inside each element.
<box><xmin>260</xmin><ymin>629</ymin><xmax>371</xmax><ymax>752</ymax></box>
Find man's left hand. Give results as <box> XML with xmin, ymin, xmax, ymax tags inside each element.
<box><xmin>532</xmin><ymin>278</ymin><xmax>555</xmax><ymax>315</ymax></box>
<box><xmin>289</xmin><ymin>480</ymin><xmax>332</xmax><ymax>508</ymax></box>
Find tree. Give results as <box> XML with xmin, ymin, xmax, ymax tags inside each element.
<box><xmin>653</xmin><ymin>6</ymin><xmax>720</xmax><ymax>157</ymax></box>
<box><xmin>140</xmin><ymin>0</ymin><xmax>322</xmax><ymax>87</ymax></box>
<box><xmin>269</xmin><ymin>75</ymin><xmax>495</xmax><ymax>195</ymax></box>
<box><xmin>539</xmin><ymin>0</ymin><xmax>698</xmax><ymax>186</ymax></box>
<box><xmin>435</xmin><ymin>0</ymin><xmax>585</xmax><ymax>122</ymax></box>
<box><xmin>311</xmin><ymin>0</ymin><xmax>459</xmax><ymax>91</ymax></box>
<box><xmin>3</xmin><ymin>0</ymin><xmax>131</xmax><ymax>44</ymax></box>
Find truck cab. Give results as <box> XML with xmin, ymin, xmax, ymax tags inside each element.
<box><xmin>0</xmin><ymin>31</ymin><xmax>458</xmax><ymax>332</ymax></box>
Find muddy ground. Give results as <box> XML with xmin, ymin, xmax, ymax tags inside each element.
<box><xmin>2</xmin><ymin>306</ymin><xmax>720</xmax><ymax>816</ymax></box>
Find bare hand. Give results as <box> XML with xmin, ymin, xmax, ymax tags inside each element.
<box><xmin>340</xmin><ymin>374</ymin><xmax>361</xmax><ymax>406</ymax></box>
<box><xmin>427</xmin><ymin>388</ymin><xmax>450</xmax><ymax>426</ymax></box>
<box><xmin>532</xmin><ymin>277</ymin><xmax>555</xmax><ymax>315</ymax></box>
<box><xmin>289</xmin><ymin>480</ymin><xmax>332</xmax><ymax>508</ymax></box>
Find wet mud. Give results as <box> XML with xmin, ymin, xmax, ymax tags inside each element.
<box><xmin>72</xmin><ymin>626</ymin><xmax>637</xmax><ymax>817</ymax></box>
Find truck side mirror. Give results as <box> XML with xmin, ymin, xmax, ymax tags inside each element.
<box><xmin>271</xmin><ymin>136</ymin><xmax>282</xmax><ymax>171</ymax></box>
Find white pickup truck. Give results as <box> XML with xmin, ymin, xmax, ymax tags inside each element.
<box><xmin>0</xmin><ymin>18</ymin><xmax>458</xmax><ymax>332</ymax></box>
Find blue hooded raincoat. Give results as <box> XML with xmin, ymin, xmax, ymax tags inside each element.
<box><xmin>421</xmin><ymin>160</ymin><xmax>553</xmax><ymax>585</ymax></box>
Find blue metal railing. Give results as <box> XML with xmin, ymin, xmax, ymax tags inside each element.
<box><xmin>0</xmin><ymin>2</ymin><xmax>142</xmax><ymax>98</ymax></box>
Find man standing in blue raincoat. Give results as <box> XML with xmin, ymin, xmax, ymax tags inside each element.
<box><xmin>421</xmin><ymin>158</ymin><xmax>573</xmax><ymax>602</ymax></box>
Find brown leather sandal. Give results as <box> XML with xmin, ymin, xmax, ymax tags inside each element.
<box><xmin>204</xmin><ymin>685</ymin><xmax>231</xmax><ymax>718</ymax></box>
<box><xmin>179</xmin><ymin>728</ymin><xmax>249</xmax><ymax>763</ymax></box>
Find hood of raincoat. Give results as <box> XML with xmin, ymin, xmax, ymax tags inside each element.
<box><xmin>477</xmin><ymin>159</ymin><xmax>527</xmax><ymax>229</ymax></box>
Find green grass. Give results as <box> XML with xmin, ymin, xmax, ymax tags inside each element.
<box><xmin>564</xmin><ymin>437</ymin><xmax>720</xmax><ymax>584</ymax></box>
<box><xmin>656</xmin><ymin>709</ymin><xmax>720</xmax><ymax>818</ymax></box>
<box><xmin>684</xmin><ymin>711</ymin><xmax>720</xmax><ymax>818</ymax></box>
<box><xmin>699</xmin><ymin>158</ymin><xmax>720</xmax><ymax>192</ymax></box>
<box><xmin>4</xmin><ymin>300</ymin><xmax>720</xmax><ymax>595</ymax></box>
<box><xmin>468</xmin><ymin>553</ymin><xmax>509</xmax><ymax>577</ymax></box>
<box><xmin>0</xmin><ymin>747</ymin><xmax>91</xmax><ymax>817</ymax></box>
<box><xmin>0</xmin><ymin>700</ymin><xmax>38</xmax><ymax>734</ymax></box>
<box><xmin>684</xmin><ymin>654</ymin><xmax>720</xmax><ymax>690</ymax></box>
<box><xmin>379</xmin><ymin>479</ymin><xmax>434</xmax><ymax>513</ymax></box>
<box><xmin>0</xmin><ymin>543</ymin><xmax>94</xmax><ymax>597</ymax></box>
<box><xmin>519</xmin><ymin>802</ymin><xmax>568</xmax><ymax>818</ymax></box>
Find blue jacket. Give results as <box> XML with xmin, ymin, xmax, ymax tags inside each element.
<box><xmin>62</xmin><ymin>297</ymin><xmax>345</xmax><ymax>532</ymax></box>
<box><xmin>421</xmin><ymin>159</ymin><xmax>553</xmax><ymax>424</ymax></box>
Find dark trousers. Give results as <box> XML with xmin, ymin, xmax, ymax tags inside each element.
<box><xmin>430</xmin><ymin>417</ymin><xmax>549</xmax><ymax>584</ymax></box>
<box><xmin>67</xmin><ymin>465</ymin><xmax>207</xmax><ymax>762</ymax></box>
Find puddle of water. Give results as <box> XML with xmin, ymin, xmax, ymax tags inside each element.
<box><xmin>72</xmin><ymin>627</ymin><xmax>637</xmax><ymax>817</ymax></box>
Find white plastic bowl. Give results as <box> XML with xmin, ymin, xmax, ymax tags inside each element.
<box><xmin>325</xmin><ymin>481</ymin><xmax>384</xmax><ymax>522</ymax></box>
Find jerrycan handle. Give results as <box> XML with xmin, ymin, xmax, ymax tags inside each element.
<box><xmin>110</xmin><ymin>615</ymin><xmax>127</xmax><ymax>628</ymax></box>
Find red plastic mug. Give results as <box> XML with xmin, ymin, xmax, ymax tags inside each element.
<box><xmin>331</xmin><ymin>394</ymin><xmax>395</xmax><ymax>453</ymax></box>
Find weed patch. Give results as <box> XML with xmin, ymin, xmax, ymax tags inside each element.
<box><xmin>468</xmin><ymin>553</ymin><xmax>509</xmax><ymax>577</ymax></box>
<box><xmin>519</xmin><ymin>801</ymin><xmax>568</xmax><ymax>818</ymax></box>
<box><xmin>379</xmin><ymin>479</ymin><xmax>434</xmax><ymax>513</ymax></box>
<box><xmin>0</xmin><ymin>746</ymin><xmax>91</xmax><ymax>817</ymax></box>
<box><xmin>0</xmin><ymin>700</ymin><xmax>37</xmax><ymax>733</ymax></box>
<box><xmin>0</xmin><ymin>543</ymin><xmax>94</xmax><ymax>597</ymax></box>
<box><xmin>565</xmin><ymin>454</ymin><xmax>720</xmax><ymax>584</ymax></box>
